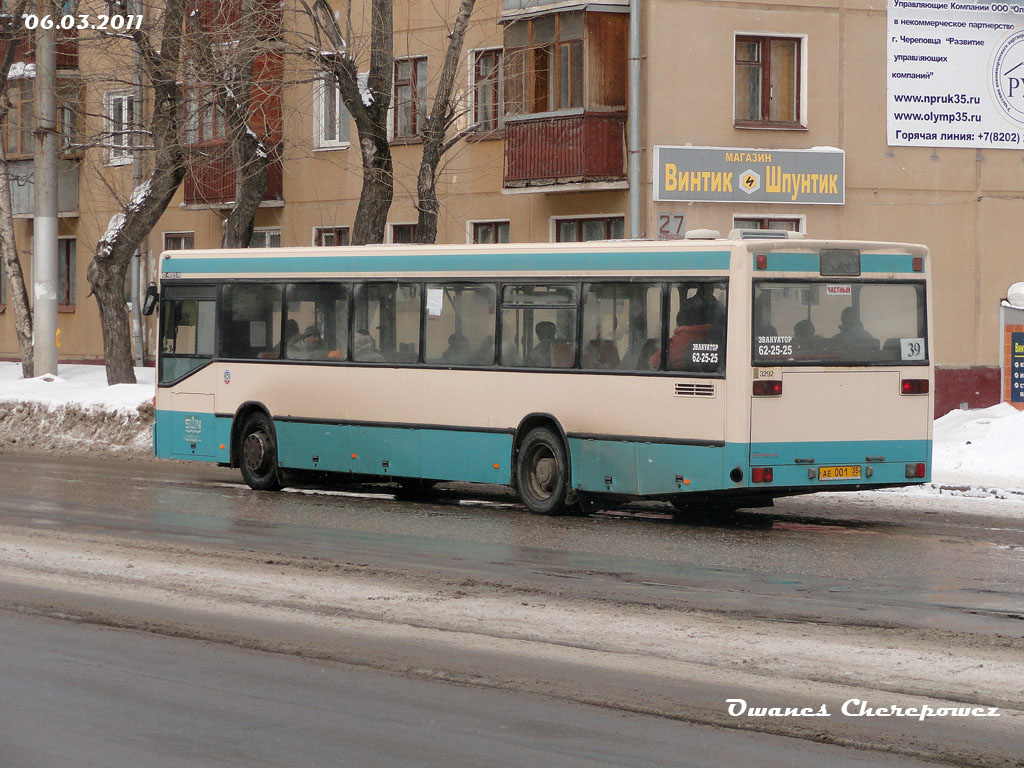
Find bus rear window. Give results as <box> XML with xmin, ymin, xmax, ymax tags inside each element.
<box><xmin>753</xmin><ymin>281</ymin><xmax>927</xmax><ymax>365</ymax></box>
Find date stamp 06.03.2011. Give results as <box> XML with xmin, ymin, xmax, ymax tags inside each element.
<box><xmin>18</xmin><ymin>13</ymin><xmax>143</xmax><ymax>32</ymax></box>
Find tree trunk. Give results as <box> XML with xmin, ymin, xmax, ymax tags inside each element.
<box><xmin>91</xmin><ymin>260</ymin><xmax>134</xmax><ymax>384</ymax></box>
<box><xmin>414</xmin><ymin>0</ymin><xmax>476</xmax><ymax>244</ymax></box>
<box><xmin>0</xmin><ymin>144</ymin><xmax>33</xmax><ymax>377</ymax></box>
<box><xmin>351</xmin><ymin>130</ymin><xmax>393</xmax><ymax>245</ymax></box>
<box><xmin>222</xmin><ymin>139</ymin><xmax>269</xmax><ymax>248</ymax></box>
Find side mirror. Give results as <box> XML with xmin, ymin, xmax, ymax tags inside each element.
<box><xmin>141</xmin><ymin>283</ymin><xmax>159</xmax><ymax>316</ymax></box>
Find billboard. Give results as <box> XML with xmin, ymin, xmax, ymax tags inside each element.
<box><xmin>888</xmin><ymin>0</ymin><xmax>1024</xmax><ymax>148</ymax></box>
<box><xmin>653</xmin><ymin>146</ymin><xmax>845</xmax><ymax>205</ymax></box>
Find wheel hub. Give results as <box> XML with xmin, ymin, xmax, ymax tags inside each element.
<box><xmin>243</xmin><ymin>431</ymin><xmax>269</xmax><ymax>474</ymax></box>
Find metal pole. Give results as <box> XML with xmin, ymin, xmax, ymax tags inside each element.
<box><xmin>33</xmin><ymin>0</ymin><xmax>59</xmax><ymax>375</ymax></box>
<box><xmin>627</xmin><ymin>0</ymin><xmax>641</xmax><ymax>239</ymax></box>
<box><xmin>130</xmin><ymin>0</ymin><xmax>145</xmax><ymax>367</ymax></box>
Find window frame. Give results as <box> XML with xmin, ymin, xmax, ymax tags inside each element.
<box><xmin>470</xmin><ymin>47</ymin><xmax>504</xmax><ymax>132</ymax></box>
<box><xmin>503</xmin><ymin>11</ymin><xmax>584</xmax><ymax>117</ymax></box>
<box><xmin>389</xmin><ymin>223</ymin><xmax>417</xmax><ymax>244</ymax></box>
<box><xmin>551</xmin><ymin>215</ymin><xmax>625</xmax><ymax>243</ymax></box>
<box><xmin>57</xmin><ymin>237</ymin><xmax>76</xmax><ymax>311</ymax></box>
<box><xmin>314</xmin><ymin>73</ymin><xmax>352</xmax><ymax>150</ymax></box>
<box><xmin>313</xmin><ymin>226</ymin><xmax>351</xmax><ymax>247</ymax></box>
<box><xmin>393</xmin><ymin>56</ymin><xmax>428</xmax><ymax>140</ymax></box>
<box><xmin>163</xmin><ymin>232</ymin><xmax>196</xmax><ymax>251</ymax></box>
<box><xmin>469</xmin><ymin>220</ymin><xmax>510</xmax><ymax>244</ymax></box>
<box><xmin>105</xmin><ymin>88</ymin><xmax>138</xmax><ymax>166</ymax></box>
<box><xmin>732</xmin><ymin>215</ymin><xmax>804</xmax><ymax>233</ymax></box>
<box><xmin>249</xmin><ymin>227</ymin><xmax>282</xmax><ymax>248</ymax></box>
<box><xmin>733</xmin><ymin>34</ymin><xmax>805</xmax><ymax>129</ymax></box>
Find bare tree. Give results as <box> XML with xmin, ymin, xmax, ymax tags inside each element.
<box><xmin>186</xmin><ymin>0</ymin><xmax>280</xmax><ymax>248</ymax></box>
<box><xmin>87</xmin><ymin>0</ymin><xmax>188</xmax><ymax>385</ymax></box>
<box><xmin>0</xmin><ymin>0</ymin><xmax>33</xmax><ymax>376</ymax></box>
<box><xmin>305</xmin><ymin>0</ymin><xmax>393</xmax><ymax>244</ymax></box>
<box><xmin>413</xmin><ymin>0</ymin><xmax>476</xmax><ymax>244</ymax></box>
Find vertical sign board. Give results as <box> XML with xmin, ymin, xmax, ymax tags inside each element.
<box><xmin>888</xmin><ymin>0</ymin><xmax>1024</xmax><ymax>148</ymax></box>
<box><xmin>1011</xmin><ymin>331</ymin><xmax>1024</xmax><ymax>404</ymax></box>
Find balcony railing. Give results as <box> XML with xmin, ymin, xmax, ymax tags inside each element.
<box><xmin>183</xmin><ymin>143</ymin><xmax>283</xmax><ymax>206</ymax></box>
<box><xmin>504</xmin><ymin>110</ymin><xmax>626</xmax><ymax>189</ymax></box>
<box><xmin>0</xmin><ymin>29</ymin><xmax>79</xmax><ymax>69</ymax></box>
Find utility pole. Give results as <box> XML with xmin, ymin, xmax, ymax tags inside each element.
<box><xmin>130</xmin><ymin>0</ymin><xmax>145</xmax><ymax>367</ymax></box>
<box><xmin>33</xmin><ymin>0</ymin><xmax>59</xmax><ymax>375</ymax></box>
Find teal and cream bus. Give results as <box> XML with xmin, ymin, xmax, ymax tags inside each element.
<box><xmin>152</xmin><ymin>235</ymin><xmax>933</xmax><ymax>514</ymax></box>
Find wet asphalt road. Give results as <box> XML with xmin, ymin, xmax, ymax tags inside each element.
<box><xmin>0</xmin><ymin>454</ymin><xmax>1022</xmax><ymax>767</ymax></box>
<box><xmin>1</xmin><ymin>453</ymin><xmax>1022</xmax><ymax>637</ymax></box>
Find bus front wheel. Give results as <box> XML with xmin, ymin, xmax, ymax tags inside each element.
<box><xmin>238</xmin><ymin>412</ymin><xmax>283</xmax><ymax>492</ymax></box>
<box><xmin>516</xmin><ymin>427</ymin><xmax>568</xmax><ymax>515</ymax></box>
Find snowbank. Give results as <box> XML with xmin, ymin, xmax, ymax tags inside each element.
<box><xmin>0</xmin><ymin>362</ymin><xmax>154</xmax><ymax>456</ymax></box>
<box><xmin>932</xmin><ymin>402</ymin><xmax>1024</xmax><ymax>490</ymax></box>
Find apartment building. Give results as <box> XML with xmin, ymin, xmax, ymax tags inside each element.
<box><xmin>0</xmin><ymin>0</ymin><xmax>1020</xmax><ymax>415</ymax></box>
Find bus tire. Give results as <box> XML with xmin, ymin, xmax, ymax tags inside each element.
<box><xmin>516</xmin><ymin>427</ymin><xmax>569</xmax><ymax>515</ymax></box>
<box><xmin>238</xmin><ymin>412</ymin><xmax>283</xmax><ymax>491</ymax></box>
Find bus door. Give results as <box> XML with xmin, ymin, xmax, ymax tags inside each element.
<box><xmin>749</xmin><ymin>279</ymin><xmax>931</xmax><ymax>474</ymax></box>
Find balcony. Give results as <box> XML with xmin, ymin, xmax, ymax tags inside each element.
<box><xmin>503</xmin><ymin>110</ymin><xmax>627</xmax><ymax>191</ymax></box>
<box><xmin>183</xmin><ymin>143</ymin><xmax>283</xmax><ymax>206</ymax></box>
<box><xmin>0</xmin><ymin>29</ymin><xmax>79</xmax><ymax>70</ymax></box>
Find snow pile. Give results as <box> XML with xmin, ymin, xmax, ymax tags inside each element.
<box><xmin>932</xmin><ymin>402</ymin><xmax>1024</xmax><ymax>489</ymax></box>
<box><xmin>0</xmin><ymin>363</ymin><xmax>154</xmax><ymax>456</ymax></box>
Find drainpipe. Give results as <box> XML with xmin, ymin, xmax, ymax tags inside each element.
<box><xmin>628</xmin><ymin>0</ymin><xmax>641</xmax><ymax>239</ymax></box>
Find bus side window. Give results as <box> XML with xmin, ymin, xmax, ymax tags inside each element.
<box><xmin>500</xmin><ymin>284</ymin><xmax>577</xmax><ymax>369</ymax></box>
<box><xmin>159</xmin><ymin>286</ymin><xmax>216</xmax><ymax>384</ymax></box>
<box><xmin>352</xmin><ymin>283</ymin><xmax>421</xmax><ymax>363</ymax></box>
<box><xmin>284</xmin><ymin>283</ymin><xmax>349</xmax><ymax>361</ymax></box>
<box><xmin>424</xmin><ymin>283</ymin><xmax>497</xmax><ymax>366</ymax></box>
<box><xmin>581</xmin><ymin>283</ymin><xmax>661</xmax><ymax>371</ymax></box>
<box><xmin>220</xmin><ymin>284</ymin><xmax>283</xmax><ymax>360</ymax></box>
<box><xmin>664</xmin><ymin>281</ymin><xmax>727</xmax><ymax>374</ymax></box>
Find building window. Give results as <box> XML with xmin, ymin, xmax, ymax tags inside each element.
<box><xmin>554</xmin><ymin>216</ymin><xmax>624</xmax><ymax>242</ymax></box>
<box><xmin>5</xmin><ymin>79</ymin><xmax>34</xmax><ymax>158</ymax></box>
<box><xmin>472</xmin><ymin>49</ymin><xmax>503</xmax><ymax>131</ymax></box>
<box><xmin>394</xmin><ymin>57</ymin><xmax>428</xmax><ymax>139</ymax></box>
<box><xmin>164</xmin><ymin>232</ymin><xmax>195</xmax><ymax>251</ymax></box>
<box><xmin>105</xmin><ymin>90</ymin><xmax>137</xmax><ymax>165</ymax></box>
<box><xmin>314</xmin><ymin>226</ymin><xmax>350</xmax><ymax>246</ymax></box>
<box><xmin>472</xmin><ymin>221</ymin><xmax>509</xmax><ymax>244</ymax></box>
<box><xmin>391</xmin><ymin>223</ymin><xmax>417</xmax><ymax>243</ymax></box>
<box><xmin>504</xmin><ymin>11</ymin><xmax>583</xmax><ymax>115</ymax></box>
<box><xmin>733</xmin><ymin>216</ymin><xmax>802</xmax><ymax>233</ymax></box>
<box><xmin>316</xmin><ymin>75</ymin><xmax>351</xmax><ymax>148</ymax></box>
<box><xmin>184</xmin><ymin>87</ymin><xmax>228</xmax><ymax>145</ymax></box>
<box><xmin>58</xmin><ymin>238</ymin><xmax>75</xmax><ymax>309</ymax></box>
<box><xmin>734</xmin><ymin>35</ymin><xmax>801</xmax><ymax>127</ymax></box>
<box><xmin>249</xmin><ymin>228</ymin><xmax>281</xmax><ymax>248</ymax></box>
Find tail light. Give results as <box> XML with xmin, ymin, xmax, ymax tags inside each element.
<box><xmin>753</xmin><ymin>380</ymin><xmax>782</xmax><ymax>396</ymax></box>
<box><xmin>756</xmin><ymin>254</ymin><xmax>768</xmax><ymax>270</ymax></box>
<box><xmin>912</xmin><ymin>256</ymin><xmax>923</xmax><ymax>272</ymax></box>
<box><xmin>901</xmin><ymin>379</ymin><xmax>929</xmax><ymax>395</ymax></box>
<box><xmin>906</xmin><ymin>463</ymin><xmax>926</xmax><ymax>478</ymax></box>
<box><xmin>752</xmin><ymin>467</ymin><xmax>774</xmax><ymax>483</ymax></box>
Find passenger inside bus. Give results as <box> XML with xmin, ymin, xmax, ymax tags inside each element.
<box><xmin>353</xmin><ymin>331</ymin><xmax>385</xmax><ymax>362</ymax></box>
<box><xmin>288</xmin><ymin>325</ymin><xmax>327</xmax><ymax>360</ymax></box>
<box><xmin>793</xmin><ymin>319</ymin><xmax>819</xmax><ymax>351</ymax></box>
<box><xmin>441</xmin><ymin>333</ymin><xmax>471</xmax><ymax>365</ymax></box>
<box><xmin>832</xmin><ymin>307</ymin><xmax>878</xmax><ymax>349</ymax></box>
<box><xmin>650</xmin><ymin>305</ymin><xmax>710</xmax><ymax>370</ymax></box>
<box><xmin>526</xmin><ymin>321</ymin><xmax>558</xmax><ymax>367</ymax></box>
<box><xmin>472</xmin><ymin>335</ymin><xmax>494</xmax><ymax>365</ymax></box>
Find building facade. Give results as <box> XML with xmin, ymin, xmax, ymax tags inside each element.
<box><xmin>0</xmin><ymin>0</ymin><xmax>1019</xmax><ymax>415</ymax></box>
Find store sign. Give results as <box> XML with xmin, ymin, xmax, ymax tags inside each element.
<box><xmin>653</xmin><ymin>146</ymin><xmax>844</xmax><ymax>205</ymax></box>
<box><xmin>1011</xmin><ymin>331</ymin><xmax>1024</xmax><ymax>403</ymax></box>
<box><xmin>888</xmin><ymin>0</ymin><xmax>1024</xmax><ymax>148</ymax></box>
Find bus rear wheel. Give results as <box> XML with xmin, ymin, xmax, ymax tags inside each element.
<box><xmin>516</xmin><ymin>427</ymin><xmax>568</xmax><ymax>515</ymax></box>
<box><xmin>238</xmin><ymin>412</ymin><xmax>283</xmax><ymax>491</ymax></box>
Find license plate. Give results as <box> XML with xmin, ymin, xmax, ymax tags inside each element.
<box><xmin>818</xmin><ymin>465</ymin><xmax>862</xmax><ymax>481</ymax></box>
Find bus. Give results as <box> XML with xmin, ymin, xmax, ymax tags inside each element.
<box><xmin>151</xmin><ymin>235</ymin><xmax>933</xmax><ymax>514</ymax></box>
